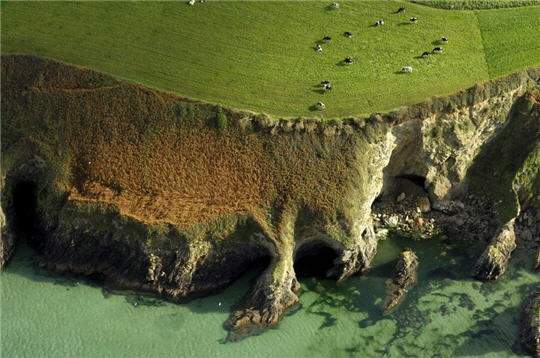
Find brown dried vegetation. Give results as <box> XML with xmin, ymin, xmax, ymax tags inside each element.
<box><xmin>1</xmin><ymin>55</ymin><xmax>380</xmax><ymax>235</ymax></box>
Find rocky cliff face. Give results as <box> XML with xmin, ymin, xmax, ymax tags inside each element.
<box><xmin>520</xmin><ymin>292</ymin><xmax>540</xmax><ymax>357</ymax></box>
<box><xmin>1</xmin><ymin>55</ymin><xmax>539</xmax><ymax>339</ymax></box>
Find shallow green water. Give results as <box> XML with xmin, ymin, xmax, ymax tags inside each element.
<box><xmin>1</xmin><ymin>236</ymin><xmax>538</xmax><ymax>358</ymax></box>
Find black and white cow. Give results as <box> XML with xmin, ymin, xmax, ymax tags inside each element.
<box><xmin>410</xmin><ymin>17</ymin><xmax>418</xmax><ymax>23</ymax></box>
<box><xmin>401</xmin><ymin>66</ymin><xmax>413</xmax><ymax>73</ymax></box>
<box><xmin>344</xmin><ymin>57</ymin><xmax>354</xmax><ymax>65</ymax></box>
<box><xmin>397</xmin><ymin>7</ymin><xmax>405</xmax><ymax>13</ymax></box>
<box><xmin>421</xmin><ymin>51</ymin><xmax>430</xmax><ymax>58</ymax></box>
<box><xmin>344</xmin><ymin>31</ymin><xmax>353</xmax><ymax>38</ymax></box>
<box><xmin>432</xmin><ymin>46</ymin><xmax>443</xmax><ymax>54</ymax></box>
<box><xmin>374</xmin><ymin>19</ymin><xmax>385</xmax><ymax>26</ymax></box>
<box><xmin>323</xmin><ymin>36</ymin><xmax>332</xmax><ymax>43</ymax></box>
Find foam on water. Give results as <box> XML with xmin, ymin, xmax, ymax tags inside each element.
<box><xmin>1</xmin><ymin>236</ymin><xmax>538</xmax><ymax>358</ymax></box>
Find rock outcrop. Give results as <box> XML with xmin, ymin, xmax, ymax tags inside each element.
<box><xmin>520</xmin><ymin>292</ymin><xmax>540</xmax><ymax>357</ymax></box>
<box><xmin>0</xmin><ymin>206</ymin><xmax>14</xmax><ymax>269</ymax></box>
<box><xmin>474</xmin><ymin>220</ymin><xmax>517</xmax><ymax>281</ymax></box>
<box><xmin>1</xmin><ymin>55</ymin><xmax>539</xmax><ymax>339</ymax></box>
<box><xmin>383</xmin><ymin>250</ymin><xmax>419</xmax><ymax>314</ymax></box>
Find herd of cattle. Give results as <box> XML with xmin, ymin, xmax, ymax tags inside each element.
<box><xmin>315</xmin><ymin>3</ymin><xmax>449</xmax><ymax>111</ymax></box>
<box><xmin>184</xmin><ymin>0</ymin><xmax>449</xmax><ymax>112</ymax></box>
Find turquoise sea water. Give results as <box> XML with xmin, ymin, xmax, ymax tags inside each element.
<box><xmin>1</xmin><ymin>236</ymin><xmax>538</xmax><ymax>358</ymax></box>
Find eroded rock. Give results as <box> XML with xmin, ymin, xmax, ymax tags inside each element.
<box><xmin>520</xmin><ymin>292</ymin><xmax>540</xmax><ymax>356</ymax></box>
<box><xmin>383</xmin><ymin>250</ymin><xmax>419</xmax><ymax>314</ymax></box>
<box><xmin>474</xmin><ymin>220</ymin><xmax>517</xmax><ymax>281</ymax></box>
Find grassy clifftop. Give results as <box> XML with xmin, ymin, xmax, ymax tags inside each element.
<box><xmin>2</xmin><ymin>1</ymin><xmax>538</xmax><ymax>118</ymax></box>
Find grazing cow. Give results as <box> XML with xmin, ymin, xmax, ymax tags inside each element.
<box><xmin>410</xmin><ymin>17</ymin><xmax>418</xmax><ymax>23</ymax></box>
<box><xmin>375</xmin><ymin>19</ymin><xmax>385</xmax><ymax>26</ymax></box>
<box><xmin>324</xmin><ymin>83</ymin><xmax>332</xmax><ymax>91</ymax></box>
<box><xmin>188</xmin><ymin>0</ymin><xmax>195</xmax><ymax>5</ymax></box>
<box><xmin>397</xmin><ymin>7</ymin><xmax>406</xmax><ymax>13</ymax></box>
<box><xmin>432</xmin><ymin>46</ymin><xmax>443</xmax><ymax>54</ymax></box>
<box><xmin>331</xmin><ymin>2</ymin><xmax>339</xmax><ymax>9</ymax></box>
<box><xmin>323</xmin><ymin>36</ymin><xmax>332</xmax><ymax>43</ymax></box>
<box><xmin>321</xmin><ymin>80</ymin><xmax>330</xmax><ymax>85</ymax></box>
<box><xmin>421</xmin><ymin>51</ymin><xmax>430</xmax><ymax>58</ymax></box>
<box><xmin>317</xmin><ymin>101</ymin><xmax>326</xmax><ymax>110</ymax></box>
<box><xmin>344</xmin><ymin>31</ymin><xmax>353</xmax><ymax>38</ymax></box>
<box><xmin>401</xmin><ymin>66</ymin><xmax>413</xmax><ymax>73</ymax></box>
<box><xmin>344</xmin><ymin>57</ymin><xmax>354</xmax><ymax>65</ymax></box>
<box><xmin>315</xmin><ymin>44</ymin><xmax>323</xmax><ymax>52</ymax></box>
<box><xmin>441</xmin><ymin>37</ymin><xmax>448</xmax><ymax>42</ymax></box>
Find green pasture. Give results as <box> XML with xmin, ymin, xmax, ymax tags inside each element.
<box><xmin>1</xmin><ymin>1</ymin><xmax>539</xmax><ymax>118</ymax></box>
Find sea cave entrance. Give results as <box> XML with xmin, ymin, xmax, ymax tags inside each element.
<box><xmin>294</xmin><ymin>241</ymin><xmax>341</xmax><ymax>279</ymax></box>
<box><xmin>11</xmin><ymin>180</ymin><xmax>41</xmax><ymax>248</ymax></box>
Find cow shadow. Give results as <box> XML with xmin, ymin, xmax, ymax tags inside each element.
<box><xmin>398</xmin><ymin>22</ymin><xmax>412</xmax><ymax>26</ymax></box>
<box><xmin>394</xmin><ymin>70</ymin><xmax>407</xmax><ymax>75</ymax></box>
<box><xmin>308</xmin><ymin>104</ymin><xmax>321</xmax><ymax>112</ymax></box>
<box><xmin>312</xmin><ymin>89</ymin><xmax>326</xmax><ymax>95</ymax></box>
<box><xmin>432</xmin><ymin>40</ymin><xmax>443</xmax><ymax>46</ymax></box>
<box><xmin>336</xmin><ymin>60</ymin><xmax>351</xmax><ymax>67</ymax></box>
<box><xmin>325</xmin><ymin>4</ymin><xmax>338</xmax><ymax>11</ymax></box>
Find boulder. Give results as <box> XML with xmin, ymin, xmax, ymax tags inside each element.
<box><xmin>416</xmin><ymin>196</ymin><xmax>431</xmax><ymax>213</ymax></box>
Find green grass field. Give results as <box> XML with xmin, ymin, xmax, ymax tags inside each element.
<box><xmin>412</xmin><ymin>0</ymin><xmax>540</xmax><ymax>10</ymax></box>
<box><xmin>1</xmin><ymin>1</ymin><xmax>539</xmax><ymax>118</ymax></box>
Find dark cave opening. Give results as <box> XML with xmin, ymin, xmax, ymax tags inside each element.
<box><xmin>244</xmin><ymin>253</ymin><xmax>273</xmax><ymax>275</ymax></box>
<box><xmin>294</xmin><ymin>241</ymin><xmax>341</xmax><ymax>279</ymax></box>
<box><xmin>11</xmin><ymin>181</ymin><xmax>41</xmax><ymax>248</ymax></box>
<box><xmin>395</xmin><ymin>174</ymin><xmax>427</xmax><ymax>189</ymax></box>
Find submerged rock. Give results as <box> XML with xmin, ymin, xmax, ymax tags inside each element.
<box><xmin>520</xmin><ymin>292</ymin><xmax>540</xmax><ymax>356</ymax></box>
<box><xmin>474</xmin><ymin>220</ymin><xmax>517</xmax><ymax>281</ymax></box>
<box><xmin>383</xmin><ymin>249</ymin><xmax>419</xmax><ymax>314</ymax></box>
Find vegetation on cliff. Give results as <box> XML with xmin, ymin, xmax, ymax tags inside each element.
<box><xmin>1</xmin><ymin>55</ymin><xmax>539</xmax><ymax>340</ymax></box>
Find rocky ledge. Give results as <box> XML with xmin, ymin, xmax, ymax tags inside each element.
<box><xmin>1</xmin><ymin>55</ymin><xmax>539</xmax><ymax>340</ymax></box>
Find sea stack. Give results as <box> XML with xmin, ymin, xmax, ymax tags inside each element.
<box><xmin>383</xmin><ymin>249</ymin><xmax>419</xmax><ymax>314</ymax></box>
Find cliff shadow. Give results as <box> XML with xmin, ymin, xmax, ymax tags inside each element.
<box><xmin>464</xmin><ymin>93</ymin><xmax>540</xmax><ymax>223</ymax></box>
